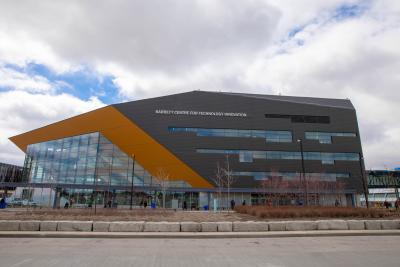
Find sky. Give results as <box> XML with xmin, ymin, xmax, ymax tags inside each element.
<box><xmin>0</xmin><ymin>0</ymin><xmax>399</xmax><ymax>169</ymax></box>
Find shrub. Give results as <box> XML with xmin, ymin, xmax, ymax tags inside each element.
<box><xmin>234</xmin><ymin>205</ymin><xmax>392</xmax><ymax>219</ymax></box>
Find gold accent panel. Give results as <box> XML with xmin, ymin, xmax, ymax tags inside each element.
<box><xmin>9</xmin><ymin>106</ymin><xmax>213</xmax><ymax>188</ymax></box>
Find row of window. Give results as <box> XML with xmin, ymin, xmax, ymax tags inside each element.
<box><xmin>0</xmin><ymin>163</ymin><xmax>24</xmax><ymax>183</ymax></box>
<box><xmin>169</xmin><ymin>127</ymin><xmax>356</xmax><ymax>144</ymax></box>
<box><xmin>168</xmin><ymin>127</ymin><xmax>292</xmax><ymax>142</ymax></box>
<box><xmin>25</xmin><ymin>132</ymin><xmax>192</xmax><ymax>188</ymax></box>
<box><xmin>232</xmin><ymin>171</ymin><xmax>350</xmax><ymax>181</ymax></box>
<box><xmin>265</xmin><ymin>114</ymin><xmax>330</xmax><ymax>124</ymax></box>
<box><xmin>196</xmin><ymin>149</ymin><xmax>360</xmax><ymax>164</ymax></box>
<box><xmin>26</xmin><ymin>132</ymin><xmax>152</xmax><ymax>186</ymax></box>
<box><xmin>305</xmin><ymin>132</ymin><xmax>356</xmax><ymax>144</ymax></box>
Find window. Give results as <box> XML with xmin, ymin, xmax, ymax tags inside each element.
<box><xmin>197</xmin><ymin>149</ymin><xmax>359</xmax><ymax>164</ymax></box>
<box><xmin>169</xmin><ymin>127</ymin><xmax>292</xmax><ymax>143</ymax></box>
<box><xmin>305</xmin><ymin>132</ymin><xmax>356</xmax><ymax>144</ymax></box>
<box><xmin>239</xmin><ymin>151</ymin><xmax>253</xmax><ymax>162</ymax></box>
<box><xmin>24</xmin><ymin>132</ymin><xmax>181</xmax><ymax>188</ymax></box>
<box><xmin>232</xmin><ymin>171</ymin><xmax>350</xmax><ymax>181</ymax></box>
<box><xmin>265</xmin><ymin>114</ymin><xmax>330</xmax><ymax>124</ymax></box>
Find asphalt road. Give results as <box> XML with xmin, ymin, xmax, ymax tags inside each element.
<box><xmin>1</xmin><ymin>236</ymin><xmax>399</xmax><ymax>267</ymax></box>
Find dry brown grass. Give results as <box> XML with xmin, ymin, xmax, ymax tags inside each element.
<box><xmin>235</xmin><ymin>205</ymin><xmax>396</xmax><ymax>219</ymax></box>
<box><xmin>2</xmin><ymin>206</ymin><xmax>398</xmax><ymax>222</ymax></box>
<box><xmin>0</xmin><ymin>208</ymin><xmax>257</xmax><ymax>222</ymax></box>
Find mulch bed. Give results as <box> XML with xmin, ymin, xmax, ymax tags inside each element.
<box><xmin>0</xmin><ymin>208</ymin><xmax>257</xmax><ymax>222</ymax></box>
<box><xmin>2</xmin><ymin>206</ymin><xmax>399</xmax><ymax>222</ymax></box>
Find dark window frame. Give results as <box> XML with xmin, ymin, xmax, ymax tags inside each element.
<box><xmin>265</xmin><ymin>114</ymin><xmax>330</xmax><ymax>124</ymax></box>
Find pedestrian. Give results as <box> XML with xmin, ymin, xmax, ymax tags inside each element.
<box><xmin>143</xmin><ymin>200</ymin><xmax>147</xmax><ymax>208</ymax></box>
<box><xmin>230</xmin><ymin>199</ymin><xmax>235</xmax><ymax>210</ymax></box>
<box><xmin>335</xmin><ymin>199</ymin><xmax>339</xmax><ymax>207</ymax></box>
<box><xmin>242</xmin><ymin>200</ymin><xmax>246</xmax><ymax>206</ymax></box>
<box><xmin>64</xmin><ymin>201</ymin><xmax>69</xmax><ymax>209</ymax></box>
<box><xmin>384</xmin><ymin>200</ymin><xmax>390</xmax><ymax>209</ymax></box>
<box><xmin>0</xmin><ymin>197</ymin><xmax>5</xmax><ymax>209</ymax></box>
<box><xmin>183</xmin><ymin>200</ymin><xmax>187</xmax><ymax>210</ymax></box>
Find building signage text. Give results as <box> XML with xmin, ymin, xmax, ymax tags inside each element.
<box><xmin>155</xmin><ymin>109</ymin><xmax>247</xmax><ymax>117</ymax></box>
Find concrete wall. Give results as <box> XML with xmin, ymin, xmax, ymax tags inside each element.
<box><xmin>1</xmin><ymin>219</ymin><xmax>399</xmax><ymax>232</ymax></box>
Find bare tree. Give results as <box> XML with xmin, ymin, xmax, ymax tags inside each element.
<box><xmin>222</xmin><ymin>155</ymin><xmax>235</xmax><ymax>211</ymax></box>
<box><xmin>213</xmin><ymin>162</ymin><xmax>225</xmax><ymax>211</ymax></box>
<box><xmin>154</xmin><ymin>168</ymin><xmax>171</xmax><ymax>209</ymax></box>
<box><xmin>260</xmin><ymin>178</ymin><xmax>269</xmax><ymax>206</ymax></box>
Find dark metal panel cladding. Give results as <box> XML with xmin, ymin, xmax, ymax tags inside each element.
<box><xmin>113</xmin><ymin>91</ymin><xmax>364</xmax><ymax>192</ymax></box>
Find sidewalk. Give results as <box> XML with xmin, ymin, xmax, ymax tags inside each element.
<box><xmin>1</xmin><ymin>230</ymin><xmax>400</xmax><ymax>239</ymax></box>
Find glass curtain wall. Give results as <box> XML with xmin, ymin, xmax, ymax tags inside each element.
<box><xmin>24</xmin><ymin>132</ymin><xmax>154</xmax><ymax>187</ymax></box>
<box><xmin>22</xmin><ymin>132</ymin><xmax>192</xmax><ymax>208</ymax></box>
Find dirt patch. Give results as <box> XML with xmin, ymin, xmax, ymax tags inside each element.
<box><xmin>0</xmin><ymin>208</ymin><xmax>258</xmax><ymax>222</ymax></box>
<box><xmin>2</xmin><ymin>207</ymin><xmax>399</xmax><ymax>222</ymax></box>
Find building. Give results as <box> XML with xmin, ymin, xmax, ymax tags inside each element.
<box><xmin>0</xmin><ymin>162</ymin><xmax>25</xmax><ymax>198</ymax></box>
<box><xmin>9</xmin><ymin>91</ymin><xmax>366</xmax><ymax>208</ymax></box>
<box><xmin>360</xmin><ymin>170</ymin><xmax>400</xmax><ymax>207</ymax></box>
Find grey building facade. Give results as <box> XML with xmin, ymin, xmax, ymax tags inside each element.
<box><xmin>10</xmin><ymin>91</ymin><xmax>366</xmax><ymax>207</ymax></box>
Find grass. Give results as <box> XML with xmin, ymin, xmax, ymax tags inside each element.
<box><xmin>234</xmin><ymin>205</ymin><xmax>395</xmax><ymax>219</ymax></box>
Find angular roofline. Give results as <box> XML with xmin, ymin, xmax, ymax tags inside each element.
<box><xmin>11</xmin><ymin>89</ymin><xmax>355</xmax><ymax>139</ymax></box>
<box><xmin>113</xmin><ymin>90</ymin><xmax>355</xmax><ymax>110</ymax></box>
<box><xmin>207</xmin><ymin>91</ymin><xmax>355</xmax><ymax>110</ymax></box>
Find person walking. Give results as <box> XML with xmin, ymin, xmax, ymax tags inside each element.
<box><xmin>0</xmin><ymin>197</ymin><xmax>5</xmax><ymax>209</ymax></box>
<box><xmin>395</xmin><ymin>198</ymin><xmax>400</xmax><ymax>210</ymax></box>
<box><xmin>230</xmin><ymin>199</ymin><xmax>235</xmax><ymax>210</ymax></box>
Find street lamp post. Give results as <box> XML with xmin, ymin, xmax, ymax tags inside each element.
<box><xmin>94</xmin><ymin>178</ymin><xmax>97</xmax><ymax>215</ymax></box>
<box><xmin>130</xmin><ymin>154</ymin><xmax>135</xmax><ymax>210</ymax></box>
<box><xmin>359</xmin><ymin>155</ymin><xmax>369</xmax><ymax>208</ymax></box>
<box><xmin>297</xmin><ymin>139</ymin><xmax>308</xmax><ymax>206</ymax></box>
<box><xmin>93</xmin><ymin>164</ymin><xmax>98</xmax><ymax>215</ymax></box>
<box><xmin>93</xmin><ymin>136</ymin><xmax>101</xmax><ymax>215</ymax></box>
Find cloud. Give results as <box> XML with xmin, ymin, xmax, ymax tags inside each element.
<box><xmin>241</xmin><ymin>1</ymin><xmax>400</xmax><ymax>169</ymax></box>
<box><xmin>0</xmin><ymin>0</ymin><xmax>398</xmax><ymax>169</ymax></box>
<box><xmin>0</xmin><ymin>31</ymin><xmax>74</xmax><ymax>74</ymax></box>
<box><xmin>0</xmin><ymin>65</ymin><xmax>53</xmax><ymax>92</ymax></box>
<box><xmin>0</xmin><ymin>0</ymin><xmax>281</xmax><ymax>98</ymax></box>
<box><xmin>0</xmin><ymin>91</ymin><xmax>104</xmax><ymax>165</ymax></box>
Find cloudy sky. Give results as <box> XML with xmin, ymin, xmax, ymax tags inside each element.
<box><xmin>0</xmin><ymin>0</ymin><xmax>398</xmax><ymax>169</ymax></box>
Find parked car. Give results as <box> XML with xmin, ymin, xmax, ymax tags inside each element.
<box><xmin>8</xmin><ymin>198</ymin><xmax>23</xmax><ymax>207</ymax></box>
<box><xmin>22</xmin><ymin>200</ymin><xmax>38</xmax><ymax>207</ymax></box>
<box><xmin>8</xmin><ymin>199</ymin><xmax>37</xmax><ymax>207</ymax></box>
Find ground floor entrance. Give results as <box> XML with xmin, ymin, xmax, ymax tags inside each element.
<box><xmin>6</xmin><ymin>185</ymin><xmax>356</xmax><ymax>209</ymax></box>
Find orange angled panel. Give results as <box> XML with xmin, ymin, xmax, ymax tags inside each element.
<box><xmin>9</xmin><ymin>106</ymin><xmax>213</xmax><ymax>188</ymax></box>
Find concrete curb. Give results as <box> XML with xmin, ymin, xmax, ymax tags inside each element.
<box><xmin>1</xmin><ymin>230</ymin><xmax>400</xmax><ymax>239</ymax></box>
<box><xmin>0</xmin><ymin>219</ymin><xmax>399</xmax><ymax>233</ymax></box>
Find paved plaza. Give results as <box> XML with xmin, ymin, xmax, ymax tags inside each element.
<box><xmin>1</xmin><ymin>236</ymin><xmax>400</xmax><ymax>267</ymax></box>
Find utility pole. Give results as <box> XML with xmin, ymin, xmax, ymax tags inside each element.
<box><xmin>297</xmin><ymin>139</ymin><xmax>308</xmax><ymax>206</ymax></box>
<box><xmin>130</xmin><ymin>154</ymin><xmax>135</xmax><ymax>210</ymax></box>
<box><xmin>93</xmin><ymin>135</ymin><xmax>101</xmax><ymax>215</ymax></box>
<box><xmin>359</xmin><ymin>155</ymin><xmax>369</xmax><ymax>208</ymax></box>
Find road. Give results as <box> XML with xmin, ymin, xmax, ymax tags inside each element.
<box><xmin>1</xmin><ymin>236</ymin><xmax>399</xmax><ymax>267</ymax></box>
